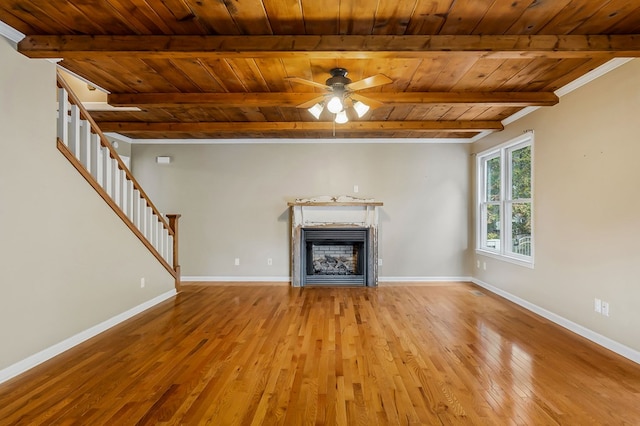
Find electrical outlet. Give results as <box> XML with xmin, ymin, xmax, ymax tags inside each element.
<box><xmin>140</xmin><ymin>277</ymin><xmax>145</xmax><ymax>288</ymax></box>
<box><xmin>483</xmin><ymin>262</ymin><xmax>487</xmax><ymax>270</ymax></box>
<box><xmin>601</xmin><ymin>301</ymin><xmax>610</xmax><ymax>317</ymax></box>
<box><xmin>378</xmin><ymin>258</ymin><xmax>383</xmax><ymax>266</ymax></box>
<box><xmin>267</xmin><ymin>258</ymin><xmax>273</xmax><ymax>266</ymax></box>
<box><xmin>353</xmin><ymin>185</ymin><xmax>359</xmax><ymax>193</ymax></box>
<box><xmin>476</xmin><ymin>260</ymin><xmax>480</xmax><ymax>269</ymax></box>
<box><xmin>234</xmin><ymin>258</ymin><xmax>240</xmax><ymax>266</ymax></box>
<box><xmin>594</xmin><ymin>298</ymin><xmax>602</xmax><ymax>313</ymax></box>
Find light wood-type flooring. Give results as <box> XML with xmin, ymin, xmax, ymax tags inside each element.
<box><xmin>1</xmin><ymin>283</ymin><xmax>640</xmax><ymax>425</ymax></box>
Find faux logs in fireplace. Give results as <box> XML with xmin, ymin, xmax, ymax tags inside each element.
<box><xmin>301</xmin><ymin>228</ymin><xmax>368</xmax><ymax>286</ymax></box>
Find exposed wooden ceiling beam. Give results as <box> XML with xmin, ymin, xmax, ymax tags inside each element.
<box><xmin>96</xmin><ymin>121</ymin><xmax>504</xmax><ymax>133</ymax></box>
<box><xmin>18</xmin><ymin>35</ymin><xmax>640</xmax><ymax>59</ymax></box>
<box><xmin>108</xmin><ymin>91</ymin><xmax>559</xmax><ymax>108</ymax></box>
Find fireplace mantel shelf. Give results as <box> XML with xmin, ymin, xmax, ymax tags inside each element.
<box><xmin>288</xmin><ymin>196</ymin><xmax>383</xmax><ymax>207</ymax></box>
<box><xmin>287</xmin><ymin>201</ymin><xmax>383</xmax><ymax>207</ymax></box>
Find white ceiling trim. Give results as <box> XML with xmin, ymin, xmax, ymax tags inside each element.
<box><xmin>84</xmin><ymin>102</ymin><xmax>140</xmax><ymax>112</ymax></box>
<box><xmin>469</xmin><ymin>58</ymin><xmax>634</xmax><ymax>144</ymax></box>
<box><xmin>554</xmin><ymin>58</ymin><xmax>633</xmax><ymax>97</ymax></box>
<box><xmin>124</xmin><ymin>137</ymin><xmax>474</xmax><ymax>145</ymax></box>
<box><xmin>58</xmin><ymin>65</ymin><xmax>111</xmax><ymax>94</ymax></box>
<box><xmin>500</xmin><ymin>58</ymin><xmax>633</xmax><ymax>128</ymax></box>
<box><xmin>0</xmin><ymin>20</ymin><xmax>24</xmax><ymax>43</ymax></box>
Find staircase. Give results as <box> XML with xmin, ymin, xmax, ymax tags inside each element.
<box><xmin>56</xmin><ymin>71</ymin><xmax>181</xmax><ymax>289</ymax></box>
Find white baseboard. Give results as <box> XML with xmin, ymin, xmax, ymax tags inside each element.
<box><xmin>0</xmin><ymin>290</ymin><xmax>176</xmax><ymax>385</ymax></box>
<box><xmin>379</xmin><ymin>276</ymin><xmax>472</xmax><ymax>284</ymax></box>
<box><xmin>471</xmin><ymin>278</ymin><xmax>640</xmax><ymax>365</ymax></box>
<box><xmin>182</xmin><ymin>276</ymin><xmax>472</xmax><ymax>285</ymax></box>
<box><xmin>182</xmin><ymin>276</ymin><xmax>291</xmax><ymax>283</ymax></box>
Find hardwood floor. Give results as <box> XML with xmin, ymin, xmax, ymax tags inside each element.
<box><xmin>1</xmin><ymin>283</ymin><xmax>640</xmax><ymax>425</ymax></box>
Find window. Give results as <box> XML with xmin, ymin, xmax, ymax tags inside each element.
<box><xmin>477</xmin><ymin>133</ymin><xmax>533</xmax><ymax>265</ymax></box>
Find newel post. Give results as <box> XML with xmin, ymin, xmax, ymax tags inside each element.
<box><xmin>167</xmin><ymin>214</ymin><xmax>182</xmax><ymax>291</ymax></box>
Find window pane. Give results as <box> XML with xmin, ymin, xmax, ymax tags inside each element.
<box><xmin>511</xmin><ymin>202</ymin><xmax>531</xmax><ymax>256</ymax></box>
<box><xmin>486</xmin><ymin>157</ymin><xmax>501</xmax><ymax>201</ymax></box>
<box><xmin>511</xmin><ymin>145</ymin><xmax>531</xmax><ymax>199</ymax></box>
<box><xmin>477</xmin><ymin>135</ymin><xmax>534</xmax><ymax>262</ymax></box>
<box><xmin>485</xmin><ymin>204</ymin><xmax>501</xmax><ymax>250</ymax></box>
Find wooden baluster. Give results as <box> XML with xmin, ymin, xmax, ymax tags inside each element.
<box><xmin>134</xmin><ymin>190</ymin><xmax>142</xmax><ymax>229</ymax></box>
<box><xmin>147</xmin><ymin>206</ymin><xmax>154</xmax><ymax>243</ymax></box>
<box><xmin>127</xmin><ymin>180</ymin><xmax>135</xmax><ymax>220</ymax></box>
<box><xmin>102</xmin><ymin>146</ymin><xmax>110</xmax><ymax>190</ymax></box>
<box><xmin>69</xmin><ymin>105</ymin><xmax>80</xmax><ymax>158</ymax></box>
<box><xmin>114</xmin><ymin>161</ymin><xmax>122</xmax><ymax>207</ymax></box>
<box><xmin>155</xmin><ymin>218</ymin><xmax>161</xmax><ymax>253</ymax></box>
<box><xmin>141</xmin><ymin>205</ymin><xmax>146</xmax><ymax>238</ymax></box>
<box><xmin>57</xmin><ymin>87</ymin><xmax>68</xmax><ymax>145</ymax></box>
<box><xmin>96</xmin><ymin>144</ymin><xmax>103</xmax><ymax>187</ymax></box>
<box><xmin>105</xmin><ymin>154</ymin><xmax>113</xmax><ymax>198</ymax></box>
<box><xmin>154</xmin><ymin>215</ymin><xmax>160</xmax><ymax>250</ymax></box>
<box><xmin>120</xmin><ymin>169</ymin><xmax>126</xmax><ymax>209</ymax></box>
<box><xmin>163</xmin><ymin>228</ymin><xmax>170</xmax><ymax>263</ymax></box>
<box><xmin>158</xmin><ymin>225</ymin><xmax>164</xmax><ymax>261</ymax></box>
<box><xmin>90</xmin><ymin>133</ymin><xmax>100</xmax><ymax>180</ymax></box>
<box><xmin>167</xmin><ymin>214</ymin><xmax>181</xmax><ymax>291</ymax></box>
<box><xmin>121</xmin><ymin>169</ymin><xmax>128</xmax><ymax>215</ymax></box>
<box><xmin>141</xmin><ymin>202</ymin><xmax>148</xmax><ymax>239</ymax></box>
<box><xmin>168</xmin><ymin>235</ymin><xmax>174</xmax><ymax>271</ymax></box>
<box><xmin>155</xmin><ymin>217</ymin><xmax>161</xmax><ymax>256</ymax></box>
<box><xmin>80</xmin><ymin>121</ymin><xmax>91</xmax><ymax>170</ymax></box>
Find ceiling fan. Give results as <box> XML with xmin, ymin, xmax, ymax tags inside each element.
<box><xmin>286</xmin><ymin>68</ymin><xmax>392</xmax><ymax>123</ymax></box>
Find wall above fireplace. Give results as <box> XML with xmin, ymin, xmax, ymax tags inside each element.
<box><xmin>288</xmin><ymin>196</ymin><xmax>382</xmax><ymax>287</ymax></box>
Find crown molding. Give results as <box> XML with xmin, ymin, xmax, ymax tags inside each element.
<box><xmin>498</xmin><ymin>58</ymin><xmax>634</xmax><ymax>129</ymax></box>
<box><xmin>83</xmin><ymin>102</ymin><xmax>140</xmax><ymax>112</ymax></box>
<box><xmin>0</xmin><ymin>20</ymin><xmax>25</xmax><ymax>44</ymax></box>
<box><xmin>123</xmin><ymin>137</ymin><xmax>473</xmax><ymax>145</ymax></box>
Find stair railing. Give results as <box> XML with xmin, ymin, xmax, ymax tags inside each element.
<box><xmin>56</xmin><ymin>71</ymin><xmax>181</xmax><ymax>290</ymax></box>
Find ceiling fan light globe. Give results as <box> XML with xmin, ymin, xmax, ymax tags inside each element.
<box><xmin>353</xmin><ymin>101</ymin><xmax>370</xmax><ymax>118</ymax></box>
<box><xmin>327</xmin><ymin>96</ymin><xmax>344</xmax><ymax>114</ymax></box>
<box><xmin>335</xmin><ymin>110</ymin><xmax>349</xmax><ymax>124</ymax></box>
<box><xmin>307</xmin><ymin>103</ymin><xmax>323</xmax><ymax>119</ymax></box>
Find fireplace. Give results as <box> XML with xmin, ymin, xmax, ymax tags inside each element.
<box><xmin>289</xmin><ymin>196</ymin><xmax>382</xmax><ymax>287</ymax></box>
<box><xmin>302</xmin><ymin>228</ymin><xmax>368</xmax><ymax>285</ymax></box>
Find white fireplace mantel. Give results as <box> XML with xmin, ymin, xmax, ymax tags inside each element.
<box><xmin>288</xmin><ymin>195</ymin><xmax>382</xmax><ymax>227</ymax></box>
<box><xmin>288</xmin><ymin>196</ymin><xmax>383</xmax><ymax>287</ymax></box>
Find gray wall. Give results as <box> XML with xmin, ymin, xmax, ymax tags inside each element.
<box><xmin>472</xmin><ymin>59</ymin><xmax>640</xmax><ymax>353</ymax></box>
<box><xmin>131</xmin><ymin>143</ymin><xmax>472</xmax><ymax>279</ymax></box>
<box><xmin>0</xmin><ymin>39</ymin><xmax>174</xmax><ymax>371</ymax></box>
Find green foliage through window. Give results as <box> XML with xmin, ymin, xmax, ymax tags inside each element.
<box><xmin>511</xmin><ymin>146</ymin><xmax>531</xmax><ymax>199</ymax></box>
<box><xmin>478</xmin><ymin>135</ymin><xmax>533</xmax><ymax>261</ymax></box>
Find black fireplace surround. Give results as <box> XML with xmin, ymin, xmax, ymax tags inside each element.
<box><xmin>301</xmin><ymin>228</ymin><xmax>368</xmax><ymax>286</ymax></box>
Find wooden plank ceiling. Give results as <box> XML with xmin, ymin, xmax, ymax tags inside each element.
<box><xmin>2</xmin><ymin>0</ymin><xmax>640</xmax><ymax>140</ymax></box>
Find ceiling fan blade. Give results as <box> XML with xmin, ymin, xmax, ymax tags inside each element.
<box><xmin>296</xmin><ymin>95</ymin><xmax>326</xmax><ymax>109</ymax></box>
<box><xmin>346</xmin><ymin>74</ymin><xmax>393</xmax><ymax>92</ymax></box>
<box><xmin>350</xmin><ymin>93</ymin><xmax>384</xmax><ymax>109</ymax></box>
<box><xmin>285</xmin><ymin>77</ymin><xmax>329</xmax><ymax>90</ymax></box>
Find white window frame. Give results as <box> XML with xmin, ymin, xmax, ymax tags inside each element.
<box><xmin>476</xmin><ymin>133</ymin><xmax>534</xmax><ymax>268</ymax></box>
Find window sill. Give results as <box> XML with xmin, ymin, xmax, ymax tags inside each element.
<box><xmin>475</xmin><ymin>249</ymin><xmax>534</xmax><ymax>269</ymax></box>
